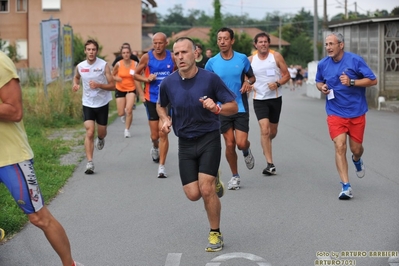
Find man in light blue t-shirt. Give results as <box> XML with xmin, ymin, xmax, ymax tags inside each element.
<box><xmin>205</xmin><ymin>27</ymin><xmax>256</xmax><ymax>191</ymax></box>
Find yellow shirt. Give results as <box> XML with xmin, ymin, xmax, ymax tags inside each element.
<box><xmin>0</xmin><ymin>51</ymin><xmax>34</xmax><ymax>167</ymax></box>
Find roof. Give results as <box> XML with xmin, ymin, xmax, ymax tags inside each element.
<box><xmin>169</xmin><ymin>27</ymin><xmax>290</xmax><ymax>46</ymax></box>
<box><xmin>328</xmin><ymin>15</ymin><xmax>399</xmax><ymax>28</ymax></box>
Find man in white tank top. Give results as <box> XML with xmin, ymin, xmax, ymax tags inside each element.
<box><xmin>73</xmin><ymin>39</ymin><xmax>114</xmax><ymax>174</ymax></box>
<box><xmin>248</xmin><ymin>32</ymin><xmax>290</xmax><ymax>176</ymax></box>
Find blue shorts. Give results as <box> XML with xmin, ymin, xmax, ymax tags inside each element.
<box><xmin>0</xmin><ymin>159</ymin><xmax>44</xmax><ymax>214</ymax></box>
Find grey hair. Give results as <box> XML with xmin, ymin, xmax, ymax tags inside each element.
<box><xmin>327</xmin><ymin>32</ymin><xmax>345</xmax><ymax>43</ymax></box>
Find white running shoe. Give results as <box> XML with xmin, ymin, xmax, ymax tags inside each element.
<box><xmin>124</xmin><ymin>129</ymin><xmax>131</xmax><ymax>138</ymax></box>
<box><xmin>158</xmin><ymin>164</ymin><xmax>167</xmax><ymax>178</ymax></box>
<box><xmin>151</xmin><ymin>147</ymin><xmax>159</xmax><ymax>162</ymax></box>
<box><xmin>227</xmin><ymin>176</ymin><xmax>240</xmax><ymax>190</ymax></box>
<box><xmin>95</xmin><ymin>138</ymin><xmax>105</xmax><ymax>150</ymax></box>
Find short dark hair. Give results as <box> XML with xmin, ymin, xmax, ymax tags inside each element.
<box><xmin>85</xmin><ymin>39</ymin><xmax>99</xmax><ymax>50</ymax></box>
<box><xmin>174</xmin><ymin>37</ymin><xmax>196</xmax><ymax>51</ymax></box>
<box><xmin>196</xmin><ymin>43</ymin><xmax>203</xmax><ymax>50</ymax></box>
<box><xmin>217</xmin><ymin>27</ymin><xmax>234</xmax><ymax>40</ymax></box>
<box><xmin>254</xmin><ymin>32</ymin><xmax>270</xmax><ymax>44</ymax></box>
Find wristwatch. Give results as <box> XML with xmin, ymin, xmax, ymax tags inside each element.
<box><xmin>245</xmin><ymin>79</ymin><xmax>253</xmax><ymax>85</ymax></box>
<box><xmin>275</xmin><ymin>81</ymin><xmax>281</xmax><ymax>88</ymax></box>
<box><xmin>350</xmin><ymin>79</ymin><xmax>355</xmax><ymax>86</ymax></box>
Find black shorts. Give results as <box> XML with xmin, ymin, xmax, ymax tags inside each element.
<box><xmin>178</xmin><ymin>130</ymin><xmax>221</xmax><ymax>186</ymax></box>
<box><xmin>253</xmin><ymin>97</ymin><xmax>282</xmax><ymax>124</ymax></box>
<box><xmin>219</xmin><ymin>112</ymin><xmax>249</xmax><ymax>134</ymax></box>
<box><xmin>144</xmin><ymin>101</ymin><xmax>171</xmax><ymax>121</ymax></box>
<box><xmin>82</xmin><ymin>103</ymin><xmax>109</xmax><ymax>126</ymax></box>
<box><xmin>115</xmin><ymin>89</ymin><xmax>136</xmax><ymax>98</ymax></box>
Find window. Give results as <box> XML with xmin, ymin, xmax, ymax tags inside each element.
<box><xmin>0</xmin><ymin>0</ymin><xmax>9</xmax><ymax>12</ymax></box>
<box><xmin>16</xmin><ymin>0</ymin><xmax>27</xmax><ymax>12</ymax></box>
<box><xmin>16</xmin><ymin>39</ymin><xmax>27</xmax><ymax>60</ymax></box>
<box><xmin>42</xmin><ymin>0</ymin><xmax>61</xmax><ymax>11</ymax></box>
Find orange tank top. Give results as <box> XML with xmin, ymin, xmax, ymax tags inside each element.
<box><xmin>115</xmin><ymin>59</ymin><xmax>137</xmax><ymax>92</ymax></box>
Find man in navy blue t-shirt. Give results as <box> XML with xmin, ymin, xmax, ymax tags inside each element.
<box><xmin>157</xmin><ymin>37</ymin><xmax>237</xmax><ymax>252</ymax></box>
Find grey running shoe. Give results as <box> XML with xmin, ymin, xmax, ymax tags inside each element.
<box><xmin>85</xmin><ymin>161</ymin><xmax>94</xmax><ymax>174</ymax></box>
<box><xmin>262</xmin><ymin>163</ymin><xmax>276</xmax><ymax>175</ymax></box>
<box><xmin>151</xmin><ymin>147</ymin><xmax>160</xmax><ymax>163</ymax></box>
<box><xmin>215</xmin><ymin>171</ymin><xmax>224</xmax><ymax>198</ymax></box>
<box><xmin>205</xmin><ymin>231</ymin><xmax>224</xmax><ymax>252</ymax></box>
<box><xmin>95</xmin><ymin>138</ymin><xmax>105</xmax><ymax>150</ymax></box>
<box><xmin>338</xmin><ymin>182</ymin><xmax>353</xmax><ymax>200</ymax></box>
<box><xmin>120</xmin><ymin>115</ymin><xmax>125</xmax><ymax>123</ymax></box>
<box><xmin>227</xmin><ymin>176</ymin><xmax>240</xmax><ymax>190</ymax></box>
<box><xmin>158</xmin><ymin>165</ymin><xmax>167</xmax><ymax>178</ymax></box>
<box><xmin>352</xmin><ymin>156</ymin><xmax>365</xmax><ymax>178</ymax></box>
<box><xmin>244</xmin><ymin>148</ymin><xmax>255</xmax><ymax>169</ymax></box>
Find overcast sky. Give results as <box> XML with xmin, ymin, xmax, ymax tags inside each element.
<box><xmin>154</xmin><ymin>0</ymin><xmax>398</xmax><ymax>20</ymax></box>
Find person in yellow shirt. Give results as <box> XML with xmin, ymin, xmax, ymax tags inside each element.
<box><xmin>0</xmin><ymin>51</ymin><xmax>83</xmax><ymax>266</ymax></box>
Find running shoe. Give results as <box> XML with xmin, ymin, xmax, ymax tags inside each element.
<box><xmin>158</xmin><ymin>164</ymin><xmax>167</xmax><ymax>178</ymax></box>
<box><xmin>151</xmin><ymin>147</ymin><xmax>159</xmax><ymax>163</ymax></box>
<box><xmin>0</xmin><ymin>228</ymin><xmax>5</xmax><ymax>241</ymax></box>
<box><xmin>120</xmin><ymin>115</ymin><xmax>125</xmax><ymax>123</ymax></box>
<box><xmin>352</xmin><ymin>156</ymin><xmax>365</xmax><ymax>178</ymax></box>
<box><xmin>338</xmin><ymin>182</ymin><xmax>353</xmax><ymax>200</ymax></box>
<box><xmin>124</xmin><ymin>129</ymin><xmax>131</xmax><ymax>138</ymax></box>
<box><xmin>95</xmin><ymin>137</ymin><xmax>105</xmax><ymax>150</ymax></box>
<box><xmin>262</xmin><ymin>163</ymin><xmax>276</xmax><ymax>175</ymax></box>
<box><xmin>85</xmin><ymin>161</ymin><xmax>94</xmax><ymax>174</ymax></box>
<box><xmin>215</xmin><ymin>171</ymin><xmax>224</xmax><ymax>198</ymax></box>
<box><xmin>205</xmin><ymin>231</ymin><xmax>224</xmax><ymax>252</ymax></box>
<box><xmin>227</xmin><ymin>176</ymin><xmax>240</xmax><ymax>190</ymax></box>
<box><xmin>244</xmin><ymin>148</ymin><xmax>255</xmax><ymax>169</ymax></box>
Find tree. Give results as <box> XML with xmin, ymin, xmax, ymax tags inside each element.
<box><xmin>391</xmin><ymin>6</ymin><xmax>399</xmax><ymax>15</ymax></box>
<box><xmin>232</xmin><ymin>32</ymin><xmax>253</xmax><ymax>56</ymax></box>
<box><xmin>73</xmin><ymin>34</ymin><xmax>105</xmax><ymax>66</ymax></box>
<box><xmin>208</xmin><ymin>0</ymin><xmax>223</xmax><ymax>54</ymax></box>
<box><xmin>0</xmin><ymin>39</ymin><xmax>20</xmax><ymax>62</ymax></box>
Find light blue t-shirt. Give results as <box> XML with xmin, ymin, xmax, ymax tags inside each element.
<box><xmin>205</xmin><ymin>51</ymin><xmax>252</xmax><ymax>113</ymax></box>
<box><xmin>316</xmin><ymin>52</ymin><xmax>376</xmax><ymax>118</ymax></box>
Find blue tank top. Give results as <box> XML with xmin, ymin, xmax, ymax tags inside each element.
<box><xmin>145</xmin><ymin>50</ymin><xmax>174</xmax><ymax>103</ymax></box>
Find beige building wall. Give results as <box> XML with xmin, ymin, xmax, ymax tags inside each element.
<box><xmin>1</xmin><ymin>0</ymin><xmax>143</xmax><ymax>69</ymax></box>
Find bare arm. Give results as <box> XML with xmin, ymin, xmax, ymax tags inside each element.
<box><xmin>0</xmin><ymin>78</ymin><xmax>23</xmax><ymax>122</ymax></box>
<box><xmin>91</xmin><ymin>63</ymin><xmax>115</xmax><ymax>91</ymax></box>
<box><xmin>275</xmin><ymin>52</ymin><xmax>290</xmax><ymax>86</ymax></box>
<box><xmin>157</xmin><ymin>103</ymin><xmax>172</xmax><ymax>134</ymax></box>
<box><xmin>199</xmin><ymin>98</ymin><xmax>238</xmax><ymax>116</ymax></box>
<box><xmin>112</xmin><ymin>63</ymin><xmax>122</xmax><ymax>82</ymax></box>
<box><xmin>72</xmin><ymin>66</ymin><xmax>81</xmax><ymax>91</ymax></box>
<box><xmin>133</xmin><ymin>54</ymin><xmax>156</xmax><ymax>83</ymax></box>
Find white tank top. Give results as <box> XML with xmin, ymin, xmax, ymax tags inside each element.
<box><xmin>77</xmin><ymin>58</ymin><xmax>112</xmax><ymax>107</ymax></box>
<box><xmin>252</xmin><ymin>52</ymin><xmax>282</xmax><ymax>100</ymax></box>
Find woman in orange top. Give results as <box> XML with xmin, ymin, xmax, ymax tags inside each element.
<box><xmin>112</xmin><ymin>46</ymin><xmax>144</xmax><ymax>138</ymax></box>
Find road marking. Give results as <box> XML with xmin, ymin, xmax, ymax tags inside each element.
<box><xmin>165</xmin><ymin>253</ymin><xmax>182</xmax><ymax>266</ymax></box>
<box><xmin>207</xmin><ymin>252</ymin><xmax>271</xmax><ymax>266</ymax></box>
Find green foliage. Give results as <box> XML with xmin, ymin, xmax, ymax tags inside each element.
<box><xmin>208</xmin><ymin>0</ymin><xmax>223</xmax><ymax>54</ymax></box>
<box><xmin>232</xmin><ymin>32</ymin><xmax>253</xmax><ymax>56</ymax></box>
<box><xmin>391</xmin><ymin>6</ymin><xmax>399</xmax><ymax>15</ymax></box>
<box><xmin>281</xmin><ymin>32</ymin><xmax>313</xmax><ymax>66</ymax></box>
<box><xmin>73</xmin><ymin>34</ymin><xmax>106</xmax><ymax>66</ymax></box>
<box><xmin>0</xmin><ymin>39</ymin><xmax>20</xmax><ymax>62</ymax></box>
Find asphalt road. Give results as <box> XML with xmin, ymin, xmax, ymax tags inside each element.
<box><xmin>1</xmin><ymin>88</ymin><xmax>398</xmax><ymax>266</ymax></box>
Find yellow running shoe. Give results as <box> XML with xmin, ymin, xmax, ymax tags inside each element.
<box><xmin>205</xmin><ymin>231</ymin><xmax>224</xmax><ymax>252</ymax></box>
<box><xmin>215</xmin><ymin>171</ymin><xmax>224</xmax><ymax>198</ymax></box>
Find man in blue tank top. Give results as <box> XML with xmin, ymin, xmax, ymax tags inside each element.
<box><xmin>205</xmin><ymin>27</ymin><xmax>256</xmax><ymax>191</ymax></box>
<box><xmin>134</xmin><ymin>32</ymin><xmax>176</xmax><ymax>178</ymax></box>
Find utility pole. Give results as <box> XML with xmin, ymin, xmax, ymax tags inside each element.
<box><xmin>279</xmin><ymin>17</ymin><xmax>282</xmax><ymax>51</ymax></box>
<box><xmin>323</xmin><ymin>0</ymin><xmax>328</xmax><ymax>29</ymax></box>
<box><xmin>314</xmin><ymin>0</ymin><xmax>318</xmax><ymax>61</ymax></box>
<box><xmin>344</xmin><ymin>0</ymin><xmax>348</xmax><ymax>19</ymax></box>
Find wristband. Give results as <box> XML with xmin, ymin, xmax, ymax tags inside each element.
<box><xmin>214</xmin><ymin>105</ymin><xmax>222</xmax><ymax>115</ymax></box>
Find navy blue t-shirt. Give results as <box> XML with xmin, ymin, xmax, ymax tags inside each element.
<box><xmin>159</xmin><ymin>68</ymin><xmax>236</xmax><ymax>139</ymax></box>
